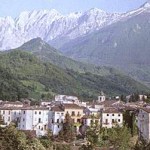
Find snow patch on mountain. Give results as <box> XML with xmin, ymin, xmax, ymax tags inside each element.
<box><xmin>0</xmin><ymin>4</ymin><xmax>149</xmax><ymax>50</ymax></box>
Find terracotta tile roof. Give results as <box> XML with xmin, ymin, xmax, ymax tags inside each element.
<box><xmin>124</xmin><ymin>106</ymin><xmax>137</xmax><ymax>111</ymax></box>
<box><xmin>21</xmin><ymin>106</ymin><xmax>49</xmax><ymax>110</ymax></box>
<box><xmin>0</xmin><ymin>107</ymin><xmax>22</xmax><ymax>110</ymax></box>
<box><xmin>102</xmin><ymin>108</ymin><xmax>122</xmax><ymax>114</ymax></box>
<box><xmin>140</xmin><ymin>107</ymin><xmax>150</xmax><ymax>113</ymax></box>
<box><xmin>62</xmin><ymin>104</ymin><xmax>83</xmax><ymax>109</ymax></box>
<box><xmin>99</xmin><ymin>100</ymin><xmax>119</xmax><ymax>107</ymax></box>
<box><xmin>51</xmin><ymin>106</ymin><xmax>64</xmax><ymax>112</ymax></box>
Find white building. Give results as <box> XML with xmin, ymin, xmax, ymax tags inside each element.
<box><xmin>98</xmin><ymin>91</ymin><xmax>106</xmax><ymax>103</ymax></box>
<box><xmin>19</xmin><ymin>107</ymin><xmax>49</xmax><ymax>137</ymax></box>
<box><xmin>84</xmin><ymin>107</ymin><xmax>100</xmax><ymax>116</ymax></box>
<box><xmin>40</xmin><ymin>101</ymin><xmax>52</xmax><ymax>107</ymax></box>
<box><xmin>49</xmin><ymin>104</ymin><xmax>84</xmax><ymax>135</ymax></box>
<box><xmin>49</xmin><ymin>106</ymin><xmax>65</xmax><ymax>135</ymax></box>
<box><xmin>138</xmin><ymin>108</ymin><xmax>150</xmax><ymax>142</ymax></box>
<box><xmin>55</xmin><ymin>95</ymin><xmax>79</xmax><ymax>104</ymax></box>
<box><xmin>101</xmin><ymin>108</ymin><xmax>123</xmax><ymax>128</ymax></box>
<box><xmin>0</xmin><ymin>107</ymin><xmax>21</xmax><ymax>126</ymax></box>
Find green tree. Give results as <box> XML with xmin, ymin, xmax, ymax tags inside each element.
<box><xmin>107</xmin><ymin>125</ymin><xmax>132</xmax><ymax>150</ymax></box>
<box><xmin>0</xmin><ymin>124</ymin><xmax>28</xmax><ymax>150</ymax></box>
<box><xmin>82</xmin><ymin>120</ymin><xmax>101</xmax><ymax>149</ymax></box>
<box><xmin>58</xmin><ymin>113</ymin><xmax>76</xmax><ymax>142</ymax></box>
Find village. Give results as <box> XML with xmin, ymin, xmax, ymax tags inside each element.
<box><xmin>0</xmin><ymin>91</ymin><xmax>150</xmax><ymax>145</ymax></box>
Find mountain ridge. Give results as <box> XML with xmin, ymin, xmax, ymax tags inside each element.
<box><xmin>59</xmin><ymin>9</ymin><xmax>150</xmax><ymax>87</ymax></box>
<box><xmin>1</xmin><ymin>3</ymin><xmax>149</xmax><ymax>50</ymax></box>
<box><xmin>16</xmin><ymin>38</ymin><xmax>126</xmax><ymax>77</ymax></box>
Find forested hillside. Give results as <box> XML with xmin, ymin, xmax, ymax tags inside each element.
<box><xmin>0</xmin><ymin>50</ymin><xmax>149</xmax><ymax>101</ymax></box>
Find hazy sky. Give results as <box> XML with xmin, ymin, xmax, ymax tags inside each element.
<box><xmin>0</xmin><ymin>0</ymin><xmax>148</xmax><ymax>18</ymax></box>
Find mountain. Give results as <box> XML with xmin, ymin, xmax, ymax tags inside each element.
<box><xmin>60</xmin><ymin>1</ymin><xmax>150</xmax><ymax>87</ymax></box>
<box><xmin>0</xmin><ymin>2</ymin><xmax>150</xmax><ymax>50</ymax></box>
<box><xmin>1</xmin><ymin>2</ymin><xmax>150</xmax><ymax>51</ymax></box>
<box><xmin>16</xmin><ymin>38</ymin><xmax>126</xmax><ymax>76</ymax></box>
<box><xmin>0</xmin><ymin>8</ymin><xmax>122</xmax><ymax>50</ymax></box>
<box><xmin>0</xmin><ymin>50</ymin><xmax>149</xmax><ymax>100</ymax></box>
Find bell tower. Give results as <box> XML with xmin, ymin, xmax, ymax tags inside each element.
<box><xmin>98</xmin><ymin>91</ymin><xmax>106</xmax><ymax>102</ymax></box>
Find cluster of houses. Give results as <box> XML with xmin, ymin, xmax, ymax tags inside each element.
<box><xmin>0</xmin><ymin>92</ymin><xmax>150</xmax><ymax>142</ymax></box>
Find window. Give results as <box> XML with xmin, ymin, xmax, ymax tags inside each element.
<box><xmin>57</xmin><ymin>119</ymin><xmax>59</xmax><ymax>123</ymax></box>
<box><xmin>105</xmin><ymin>119</ymin><xmax>108</xmax><ymax>124</ymax></box>
<box><xmin>77</xmin><ymin>119</ymin><xmax>80</xmax><ymax>123</ymax></box>
<box><xmin>58</xmin><ymin>125</ymin><xmax>59</xmax><ymax>128</ymax></box>
<box><xmin>118</xmin><ymin>119</ymin><xmax>120</xmax><ymax>122</ymax></box>
<box><xmin>9</xmin><ymin>111</ymin><xmax>11</xmax><ymax>115</ymax></box>
<box><xmin>35</xmin><ymin>111</ymin><xmax>37</xmax><ymax>114</ymax></box>
<box><xmin>23</xmin><ymin>111</ymin><xmax>25</xmax><ymax>114</ymax></box>
<box><xmin>14</xmin><ymin>112</ymin><xmax>16</xmax><ymax>115</ymax></box>
<box><xmin>112</xmin><ymin>114</ymin><xmax>114</xmax><ymax>116</ymax></box>
<box><xmin>38</xmin><ymin>118</ymin><xmax>41</xmax><ymax>123</ymax></box>
<box><xmin>39</xmin><ymin>126</ymin><xmax>40</xmax><ymax>129</ymax></box>
<box><xmin>23</xmin><ymin>118</ymin><xmax>25</xmax><ymax>121</ymax></box>
<box><xmin>77</xmin><ymin>112</ymin><xmax>80</xmax><ymax>116</ymax></box>
<box><xmin>118</xmin><ymin>114</ymin><xmax>120</xmax><ymax>116</ymax></box>
<box><xmin>90</xmin><ymin>120</ymin><xmax>93</xmax><ymax>124</ymax></box>
<box><xmin>52</xmin><ymin>119</ymin><xmax>54</xmax><ymax>123</ymax></box>
<box><xmin>44</xmin><ymin>125</ymin><xmax>47</xmax><ymax>130</ymax></box>
<box><xmin>3</xmin><ymin>111</ymin><xmax>5</xmax><ymax>114</ymax></box>
<box><xmin>39</xmin><ymin>111</ymin><xmax>41</xmax><ymax>115</ymax></box>
<box><xmin>112</xmin><ymin>119</ymin><xmax>115</xmax><ymax>123</ymax></box>
<box><xmin>8</xmin><ymin>117</ymin><xmax>10</xmax><ymax>121</ymax></box>
<box><xmin>107</xmin><ymin>114</ymin><xmax>109</xmax><ymax>116</ymax></box>
<box><xmin>61</xmin><ymin>113</ymin><xmax>64</xmax><ymax>115</ymax></box>
<box><xmin>71</xmin><ymin>111</ymin><xmax>75</xmax><ymax>116</ymax></box>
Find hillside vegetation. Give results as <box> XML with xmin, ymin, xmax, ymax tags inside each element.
<box><xmin>17</xmin><ymin>38</ymin><xmax>121</xmax><ymax>77</ymax></box>
<box><xmin>0</xmin><ymin>50</ymin><xmax>149</xmax><ymax>100</ymax></box>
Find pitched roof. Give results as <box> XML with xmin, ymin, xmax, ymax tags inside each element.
<box><xmin>0</xmin><ymin>107</ymin><xmax>22</xmax><ymax>110</ymax></box>
<box><xmin>21</xmin><ymin>106</ymin><xmax>49</xmax><ymax>110</ymax></box>
<box><xmin>102</xmin><ymin>108</ymin><xmax>122</xmax><ymax>114</ymax></box>
<box><xmin>140</xmin><ymin>107</ymin><xmax>150</xmax><ymax>113</ymax></box>
<box><xmin>91</xmin><ymin>100</ymin><xmax>119</xmax><ymax>108</ymax></box>
<box><xmin>51</xmin><ymin>106</ymin><xmax>64</xmax><ymax>112</ymax></box>
<box><xmin>62</xmin><ymin>104</ymin><xmax>83</xmax><ymax>109</ymax></box>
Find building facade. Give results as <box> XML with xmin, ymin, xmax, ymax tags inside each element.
<box><xmin>19</xmin><ymin>107</ymin><xmax>49</xmax><ymax>137</ymax></box>
<box><xmin>101</xmin><ymin>108</ymin><xmax>123</xmax><ymax>128</ymax></box>
<box><xmin>138</xmin><ymin>108</ymin><xmax>150</xmax><ymax>142</ymax></box>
